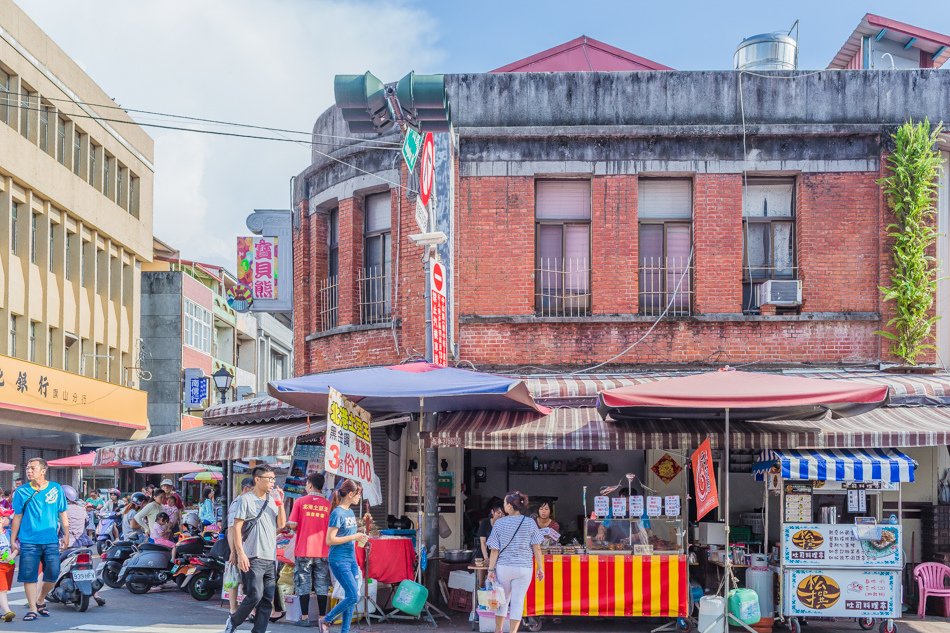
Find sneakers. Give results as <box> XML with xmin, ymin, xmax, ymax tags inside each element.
<box><xmin>223</xmin><ymin>616</ymin><xmax>235</xmax><ymax>633</ymax></box>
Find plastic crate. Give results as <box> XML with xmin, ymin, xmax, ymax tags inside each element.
<box><xmin>448</xmin><ymin>587</ymin><xmax>473</xmax><ymax>613</ymax></box>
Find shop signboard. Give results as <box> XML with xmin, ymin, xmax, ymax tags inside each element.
<box><xmin>782</xmin><ymin>523</ymin><xmax>902</xmax><ymax>568</ymax></box>
<box><xmin>237</xmin><ymin>236</ymin><xmax>279</xmax><ymax>300</ymax></box>
<box><xmin>691</xmin><ymin>438</ymin><xmax>720</xmax><ymax>521</ymax></box>
<box><xmin>430</xmin><ymin>259</ymin><xmax>448</xmax><ymax>366</ymax></box>
<box><xmin>783</xmin><ymin>568</ymin><xmax>901</xmax><ymax>619</ymax></box>
<box><xmin>185</xmin><ymin>375</ymin><xmax>208</xmax><ymax>408</ymax></box>
<box><xmin>324</xmin><ymin>387</ymin><xmax>374</xmax><ymax>489</ymax></box>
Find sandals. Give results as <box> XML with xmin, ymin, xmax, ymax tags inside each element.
<box><xmin>2</xmin><ymin>612</ymin><xmax>15</xmax><ymax>623</ymax></box>
<box><xmin>21</xmin><ymin>612</ymin><xmax>37</xmax><ymax>622</ymax></box>
<box><xmin>318</xmin><ymin>619</ymin><xmax>331</xmax><ymax>633</ymax></box>
<box><xmin>35</xmin><ymin>604</ymin><xmax>49</xmax><ymax>617</ymax></box>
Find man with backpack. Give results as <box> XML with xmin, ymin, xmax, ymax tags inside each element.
<box><xmin>224</xmin><ymin>465</ymin><xmax>286</xmax><ymax>633</ymax></box>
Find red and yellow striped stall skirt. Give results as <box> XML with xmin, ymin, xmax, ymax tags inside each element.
<box><xmin>525</xmin><ymin>555</ymin><xmax>688</xmax><ymax>617</ymax></box>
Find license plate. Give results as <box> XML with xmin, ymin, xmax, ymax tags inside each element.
<box><xmin>72</xmin><ymin>569</ymin><xmax>96</xmax><ymax>582</ymax></box>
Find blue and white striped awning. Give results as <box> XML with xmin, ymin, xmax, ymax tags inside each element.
<box><xmin>751</xmin><ymin>448</ymin><xmax>916</xmax><ymax>483</ymax></box>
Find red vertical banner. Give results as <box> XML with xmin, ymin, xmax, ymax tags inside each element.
<box><xmin>430</xmin><ymin>259</ymin><xmax>448</xmax><ymax>367</ymax></box>
<box><xmin>691</xmin><ymin>438</ymin><xmax>720</xmax><ymax>521</ymax></box>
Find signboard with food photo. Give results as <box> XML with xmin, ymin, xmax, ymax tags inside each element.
<box><xmin>784</xmin><ymin>568</ymin><xmax>901</xmax><ymax>618</ymax></box>
<box><xmin>782</xmin><ymin>523</ymin><xmax>901</xmax><ymax>569</ymax></box>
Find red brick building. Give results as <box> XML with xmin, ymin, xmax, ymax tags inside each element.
<box><xmin>292</xmin><ymin>40</ymin><xmax>950</xmax><ymax>377</ymax></box>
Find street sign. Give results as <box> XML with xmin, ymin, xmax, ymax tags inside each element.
<box><xmin>401</xmin><ymin>128</ymin><xmax>422</xmax><ymax>172</ymax></box>
<box><xmin>430</xmin><ymin>259</ymin><xmax>448</xmax><ymax>367</ymax></box>
<box><xmin>419</xmin><ymin>132</ymin><xmax>435</xmax><ymax>207</ymax></box>
<box><xmin>415</xmin><ymin>197</ymin><xmax>428</xmax><ymax>232</ymax></box>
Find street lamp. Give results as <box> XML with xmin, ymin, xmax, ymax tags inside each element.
<box><xmin>212</xmin><ymin>368</ymin><xmax>233</xmax><ymax>403</ymax></box>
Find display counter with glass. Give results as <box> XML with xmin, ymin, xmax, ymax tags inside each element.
<box><xmin>583</xmin><ymin>516</ymin><xmax>683</xmax><ymax>555</ymax></box>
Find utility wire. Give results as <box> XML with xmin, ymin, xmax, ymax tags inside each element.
<box><xmin>6</xmin><ymin>92</ymin><xmax>401</xmax><ymax>147</ymax></box>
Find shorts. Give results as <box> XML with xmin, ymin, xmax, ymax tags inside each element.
<box><xmin>0</xmin><ymin>563</ymin><xmax>14</xmax><ymax>591</ymax></box>
<box><xmin>293</xmin><ymin>557</ymin><xmax>330</xmax><ymax>596</ymax></box>
<box><xmin>17</xmin><ymin>542</ymin><xmax>61</xmax><ymax>584</ymax></box>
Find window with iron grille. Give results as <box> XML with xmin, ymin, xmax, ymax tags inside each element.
<box><xmin>742</xmin><ymin>178</ymin><xmax>796</xmax><ymax>312</ymax></box>
<box><xmin>638</xmin><ymin>179</ymin><xmax>693</xmax><ymax>316</ymax></box>
<box><xmin>361</xmin><ymin>194</ymin><xmax>391</xmax><ymax>324</ymax></box>
<box><xmin>535</xmin><ymin>180</ymin><xmax>591</xmax><ymax>317</ymax></box>
<box><xmin>320</xmin><ymin>208</ymin><xmax>339</xmax><ymax>331</ymax></box>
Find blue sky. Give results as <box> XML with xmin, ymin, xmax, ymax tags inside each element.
<box><xmin>421</xmin><ymin>1</ymin><xmax>950</xmax><ymax>72</ymax></box>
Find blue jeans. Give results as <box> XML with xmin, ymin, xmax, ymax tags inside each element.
<box><xmin>325</xmin><ymin>557</ymin><xmax>360</xmax><ymax>633</ymax></box>
<box><xmin>17</xmin><ymin>542</ymin><xmax>61</xmax><ymax>583</ymax></box>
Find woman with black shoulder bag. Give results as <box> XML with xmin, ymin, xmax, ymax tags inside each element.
<box><xmin>486</xmin><ymin>491</ymin><xmax>544</xmax><ymax>633</ymax></box>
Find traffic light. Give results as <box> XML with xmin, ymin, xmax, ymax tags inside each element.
<box><xmin>395</xmin><ymin>72</ymin><xmax>451</xmax><ymax>133</ymax></box>
<box><xmin>333</xmin><ymin>72</ymin><xmax>391</xmax><ymax>134</ymax></box>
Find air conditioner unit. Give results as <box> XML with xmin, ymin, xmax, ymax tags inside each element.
<box><xmin>757</xmin><ymin>279</ymin><xmax>802</xmax><ymax>307</ymax></box>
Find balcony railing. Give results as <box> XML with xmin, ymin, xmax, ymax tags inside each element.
<box><xmin>639</xmin><ymin>256</ymin><xmax>693</xmax><ymax>316</ymax></box>
<box><xmin>358</xmin><ymin>267</ymin><xmax>392</xmax><ymax>325</ymax></box>
<box><xmin>535</xmin><ymin>258</ymin><xmax>591</xmax><ymax>317</ymax></box>
<box><xmin>319</xmin><ymin>275</ymin><xmax>338</xmax><ymax>331</ymax></box>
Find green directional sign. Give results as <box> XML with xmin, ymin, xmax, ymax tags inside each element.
<box><xmin>401</xmin><ymin>128</ymin><xmax>422</xmax><ymax>172</ymax></box>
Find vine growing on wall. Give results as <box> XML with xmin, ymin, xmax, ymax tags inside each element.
<box><xmin>876</xmin><ymin>119</ymin><xmax>944</xmax><ymax>366</ymax></box>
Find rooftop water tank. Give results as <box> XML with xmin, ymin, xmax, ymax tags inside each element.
<box><xmin>734</xmin><ymin>32</ymin><xmax>798</xmax><ymax>71</ymax></box>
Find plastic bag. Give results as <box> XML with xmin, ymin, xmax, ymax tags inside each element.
<box><xmin>282</xmin><ymin>534</ymin><xmax>297</xmax><ymax>564</ymax></box>
<box><xmin>477</xmin><ymin>580</ymin><xmax>505</xmax><ymax>612</ymax></box>
<box><xmin>277</xmin><ymin>563</ymin><xmax>295</xmax><ymax>598</ymax></box>
<box><xmin>330</xmin><ymin>566</ymin><xmax>363</xmax><ymax>601</ymax></box>
<box><xmin>223</xmin><ymin>562</ymin><xmax>241</xmax><ymax>591</ymax></box>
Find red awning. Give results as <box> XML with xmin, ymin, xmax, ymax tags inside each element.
<box><xmin>599</xmin><ymin>370</ymin><xmax>889</xmax><ymax>421</ymax></box>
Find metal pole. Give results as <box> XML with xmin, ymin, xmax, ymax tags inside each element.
<box><xmin>422</xmin><ymin>252</ymin><xmax>440</xmax><ymax>595</ymax></box>
<box><xmin>723</xmin><ymin>408</ymin><xmax>731</xmax><ymax>625</ymax></box>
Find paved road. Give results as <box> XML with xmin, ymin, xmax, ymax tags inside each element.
<box><xmin>4</xmin><ymin>573</ymin><xmax>950</xmax><ymax>633</ymax></box>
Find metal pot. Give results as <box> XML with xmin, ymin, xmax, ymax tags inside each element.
<box><xmin>443</xmin><ymin>549</ymin><xmax>473</xmax><ymax>563</ymax></box>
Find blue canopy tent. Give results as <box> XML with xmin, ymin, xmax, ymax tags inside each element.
<box><xmin>752</xmin><ymin>448</ymin><xmax>916</xmax><ymax>483</ymax></box>
<box><xmin>267</xmin><ymin>361</ymin><xmax>549</xmax><ymax>415</ymax></box>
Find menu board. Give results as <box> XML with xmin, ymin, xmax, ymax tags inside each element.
<box><xmin>784</xmin><ymin>569</ymin><xmax>900</xmax><ymax>618</ymax></box>
<box><xmin>664</xmin><ymin>496</ymin><xmax>681</xmax><ymax>517</ymax></box>
<box><xmin>646</xmin><ymin>496</ymin><xmax>663</xmax><ymax>517</ymax></box>
<box><xmin>847</xmin><ymin>489</ymin><xmax>867</xmax><ymax>513</ymax></box>
<box><xmin>594</xmin><ymin>496</ymin><xmax>610</xmax><ymax>518</ymax></box>
<box><xmin>785</xmin><ymin>493</ymin><xmax>813</xmax><ymax>523</ymax></box>
<box><xmin>611</xmin><ymin>496</ymin><xmax>628</xmax><ymax>518</ymax></box>
<box><xmin>782</xmin><ymin>523</ymin><xmax>902</xmax><ymax>569</ymax></box>
<box><xmin>630</xmin><ymin>496</ymin><xmax>644</xmax><ymax>517</ymax></box>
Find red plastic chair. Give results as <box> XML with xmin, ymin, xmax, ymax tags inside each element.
<box><xmin>914</xmin><ymin>562</ymin><xmax>950</xmax><ymax>618</ymax></box>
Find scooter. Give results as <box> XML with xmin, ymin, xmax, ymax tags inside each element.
<box><xmin>185</xmin><ymin>554</ymin><xmax>225</xmax><ymax>601</ymax></box>
<box><xmin>46</xmin><ymin>548</ymin><xmax>103</xmax><ymax>612</ymax></box>
<box><xmin>117</xmin><ymin>534</ymin><xmax>206</xmax><ymax>595</ymax></box>
<box><xmin>99</xmin><ymin>538</ymin><xmax>139</xmax><ymax>588</ymax></box>
<box><xmin>95</xmin><ymin>511</ymin><xmax>121</xmax><ymax>555</ymax></box>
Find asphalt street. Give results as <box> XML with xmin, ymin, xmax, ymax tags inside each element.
<box><xmin>2</xmin><ymin>571</ymin><xmax>949</xmax><ymax>633</ymax></box>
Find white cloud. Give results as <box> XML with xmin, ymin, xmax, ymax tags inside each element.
<box><xmin>15</xmin><ymin>0</ymin><xmax>443</xmax><ymax>268</ymax></box>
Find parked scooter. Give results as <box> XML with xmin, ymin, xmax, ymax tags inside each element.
<box><xmin>185</xmin><ymin>554</ymin><xmax>225</xmax><ymax>601</ymax></box>
<box><xmin>118</xmin><ymin>534</ymin><xmax>206</xmax><ymax>594</ymax></box>
<box><xmin>46</xmin><ymin>548</ymin><xmax>103</xmax><ymax>612</ymax></box>
<box><xmin>99</xmin><ymin>538</ymin><xmax>138</xmax><ymax>588</ymax></box>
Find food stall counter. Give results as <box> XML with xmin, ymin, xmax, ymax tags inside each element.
<box><xmin>525</xmin><ymin>554</ymin><xmax>688</xmax><ymax>617</ymax></box>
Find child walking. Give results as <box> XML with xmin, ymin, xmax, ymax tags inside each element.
<box><xmin>0</xmin><ymin>508</ymin><xmax>16</xmax><ymax>621</ymax></box>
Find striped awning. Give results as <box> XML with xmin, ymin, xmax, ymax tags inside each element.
<box><xmin>809</xmin><ymin>406</ymin><xmax>950</xmax><ymax>448</ymax></box>
<box><xmin>95</xmin><ymin>419</ymin><xmax>324</xmax><ymax>465</ymax></box>
<box><xmin>202</xmin><ymin>396</ymin><xmax>310</xmax><ymax>426</ymax></box>
<box><xmin>430</xmin><ymin>408</ymin><xmax>817</xmax><ymax>451</ymax></box>
<box><xmin>752</xmin><ymin>448</ymin><xmax>917</xmax><ymax>483</ymax></box>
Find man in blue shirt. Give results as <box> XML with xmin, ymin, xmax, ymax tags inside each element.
<box><xmin>10</xmin><ymin>458</ymin><xmax>68</xmax><ymax>622</ymax></box>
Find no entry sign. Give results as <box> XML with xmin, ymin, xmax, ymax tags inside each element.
<box><xmin>430</xmin><ymin>259</ymin><xmax>448</xmax><ymax>367</ymax></box>
<box><xmin>419</xmin><ymin>132</ymin><xmax>435</xmax><ymax>207</ymax></box>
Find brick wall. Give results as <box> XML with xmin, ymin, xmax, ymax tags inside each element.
<box><xmin>296</xmin><ymin>163</ymin><xmax>898</xmax><ymax>373</ymax></box>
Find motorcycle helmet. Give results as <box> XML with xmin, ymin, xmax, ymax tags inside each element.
<box><xmin>130</xmin><ymin>492</ymin><xmax>148</xmax><ymax>507</ymax></box>
<box><xmin>61</xmin><ymin>484</ymin><xmax>79</xmax><ymax>503</ymax></box>
<box><xmin>182</xmin><ymin>511</ymin><xmax>201</xmax><ymax>532</ymax></box>
<box><xmin>109</xmin><ymin>488</ymin><xmax>120</xmax><ymax>497</ymax></box>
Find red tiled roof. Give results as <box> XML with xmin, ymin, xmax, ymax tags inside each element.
<box><xmin>492</xmin><ymin>35</ymin><xmax>672</xmax><ymax>73</ymax></box>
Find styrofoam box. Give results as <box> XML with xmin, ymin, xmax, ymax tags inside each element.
<box><xmin>448</xmin><ymin>570</ymin><xmax>477</xmax><ymax>592</ymax></box>
<box><xmin>478</xmin><ymin>612</ymin><xmax>510</xmax><ymax>633</ymax></box>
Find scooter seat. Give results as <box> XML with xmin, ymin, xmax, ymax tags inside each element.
<box><xmin>138</xmin><ymin>543</ymin><xmax>172</xmax><ymax>552</ymax></box>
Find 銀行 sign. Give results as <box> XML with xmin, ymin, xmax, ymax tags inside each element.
<box><xmin>237</xmin><ymin>237</ymin><xmax>279</xmax><ymax>300</ymax></box>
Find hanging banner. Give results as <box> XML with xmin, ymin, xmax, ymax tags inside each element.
<box><xmin>325</xmin><ymin>387</ymin><xmax>374</xmax><ymax>490</ymax></box>
<box><xmin>283</xmin><ymin>444</ymin><xmax>323</xmax><ymax>500</ymax></box>
<box><xmin>237</xmin><ymin>236</ymin><xmax>279</xmax><ymax>300</ymax></box>
<box><xmin>691</xmin><ymin>438</ymin><xmax>720</xmax><ymax>521</ymax></box>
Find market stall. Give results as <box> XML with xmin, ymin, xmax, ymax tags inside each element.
<box><xmin>752</xmin><ymin>448</ymin><xmax>916</xmax><ymax>633</ymax></box>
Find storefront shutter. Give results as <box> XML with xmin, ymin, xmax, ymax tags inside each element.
<box><xmin>370</xmin><ymin>427</ymin><xmax>390</xmax><ymax>527</ymax></box>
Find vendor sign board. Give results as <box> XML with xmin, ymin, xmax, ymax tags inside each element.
<box><xmin>784</xmin><ymin>569</ymin><xmax>901</xmax><ymax>619</ymax></box>
<box><xmin>283</xmin><ymin>444</ymin><xmax>323</xmax><ymax>500</ymax></box>
<box><xmin>782</xmin><ymin>523</ymin><xmax>902</xmax><ymax>569</ymax></box>
<box><xmin>325</xmin><ymin>387</ymin><xmax>374</xmax><ymax>488</ymax></box>
<box><xmin>593</xmin><ymin>496</ymin><xmax>610</xmax><ymax>518</ymax></box>
<box><xmin>691</xmin><ymin>439</ymin><xmax>720</xmax><ymax>521</ymax></box>
<box><xmin>629</xmin><ymin>495</ymin><xmax>644</xmax><ymax>517</ymax></box>
<box><xmin>646</xmin><ymin>496</ymin><xmax>663</xmax><ymax>517</ymax></box>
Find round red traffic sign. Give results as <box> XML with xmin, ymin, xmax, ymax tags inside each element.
<box><xmin>432</xmin><ymin>261</ymin><xmax>444</xmax><ymax>292</ymax></box>
<box><xmin>419</xmin><ymin>132</ymin><xmax>435</xmax><ymax>207</ymax></box>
